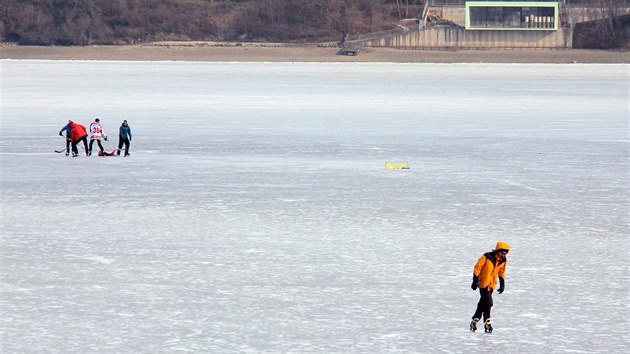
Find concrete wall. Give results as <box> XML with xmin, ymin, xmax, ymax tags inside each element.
<box><xmin>430</xmin><ymin>5</ymin><xmax>630</xmax><ymax>28</ymax></box>
<box><xmin>364</xmin><ymin>27</ymin><xmax>573</xmax><ymax>49</ymax></box>
<box><xmin>367</xmin><ymin>4</ymin><xmax>627</xmax><ymax>50</ymax></box>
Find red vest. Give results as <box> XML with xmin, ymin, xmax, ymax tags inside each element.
<box><xmin>69</xmin><ymin>121</ymin><xmax>87</xmax><ymax>143</ymax></box>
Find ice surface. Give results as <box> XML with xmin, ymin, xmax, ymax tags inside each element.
<box><xmin>1</xmin><ymin>60</ymin><xmax>628</xmax><ymax>353</ymax></box>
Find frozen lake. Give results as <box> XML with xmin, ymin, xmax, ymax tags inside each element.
<box><xmin>1</xmin><ymin>60</ymin><xmax>628</xmax><ymax>353</ymax></box>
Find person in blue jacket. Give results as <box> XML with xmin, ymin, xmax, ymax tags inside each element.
<box><xmin>58</xmin><ymin>122</ymin><xmax>72</xmax><ymax>156</ymax></box>
<box><xmin>117</xmin><ymin>120</ymin><xmax>132</xmax><ymax>156</ymax></box>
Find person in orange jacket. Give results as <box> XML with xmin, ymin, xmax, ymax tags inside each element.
<box><xmin>60</xmin><ymin>120</ymin><xmax>89</xmax><ymax>157</ymax></box>
<box><xmin>469</xmin><ymin>241</ymin><xmax>509</xmax><ymax>333</ymax></box>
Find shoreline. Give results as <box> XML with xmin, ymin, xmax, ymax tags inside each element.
<box><xmin>1</xmin><ymin>44</ymin><xmax>628</xmax><ymax>63</ymax></box>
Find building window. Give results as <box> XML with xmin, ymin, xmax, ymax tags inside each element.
<box><xmin>466</xmin><ymin>2</ymin><xmax>558</xmax><ymax>30</ymax></box>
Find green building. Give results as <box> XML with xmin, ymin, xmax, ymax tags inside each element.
<box><xmin>466</xmin><ymin>1</ymin><xmax>559</xmax><ymax>30</ymax></box>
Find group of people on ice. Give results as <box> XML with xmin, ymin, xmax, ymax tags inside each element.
<box><xmin>58</xmin><ymin>118</ymin><xmax>511</xmax><ymax>333</ymax></box>
<box><xmin>59</xmin><ymin>118</ymin><xmax>132</xmax><ymax>157</ymax></box>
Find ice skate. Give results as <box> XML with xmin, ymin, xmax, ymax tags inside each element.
<box><xmin>484</xmin><ymin>319</ymin><xmax>493</xmax><ymax>333</ymax></box>
<box><xmin>470</xmin><ymin>318</ymin><xmax>479</xmax><ymax>332</ymax></box>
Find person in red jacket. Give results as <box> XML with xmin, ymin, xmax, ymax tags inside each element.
<box><xmin>469</xmin><ymin>241</ymin><xmax>509</xmax><ymax>333</ymax></box>
<box><xmin>63</xmin><ymin>120</ymin><xmax>89</xmax><ymax>157</ymax></box>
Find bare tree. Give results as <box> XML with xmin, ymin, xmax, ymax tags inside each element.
<box><xmin>362</xmin><ymin>0</ymin><xmax>382</xmax><ymax>31</ymax></box>
<box><xmin>327</xmin><ymin>0</ymin><xmax>361</xmax><ymax>43</ymax></box>
<box><xmin>596</xmin><ymin>0</ymin><xmax>620</xmax><ymax>41</ymax></box>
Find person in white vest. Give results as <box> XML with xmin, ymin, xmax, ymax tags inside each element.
<box><xmin>88</xmin><ymin>118</ymin><xmax>108</xmax><ymax>156</ymax></box>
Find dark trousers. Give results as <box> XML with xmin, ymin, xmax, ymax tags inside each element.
<box><xmin>472</xmin><ymin>288</ymin><xmax>494</xmax><ymax>321</ymax></box>
<box><xmin>117</xmin><ymin>138</ymin><xmax>130</xmax><ymax>156</ymax></box>
<box><xmin>89</xmin><ymin>139</ymin><xmax>104</xmax><ymax>154</ymax></box>
<box><xmin>72</xmin><ymin>136</ymin><xmax>89</xmax><ymax>156</ymax></box>
<box><xmin>65</xmin><ymin>139</ymin><xmax>71</xmax><ymax>153</ymax></box>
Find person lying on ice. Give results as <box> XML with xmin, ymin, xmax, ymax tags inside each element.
<box><xmin>469</xmin><ymin>241</ymin><xmax>509</xmax><ymax>333</ymax></box>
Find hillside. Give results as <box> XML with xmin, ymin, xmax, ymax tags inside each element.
<box><xmin>573</xmin><ymin>13</ymin><xmax>630</xmax><ymax>49</ymax></box>
<box><xmin>0</xmin><ymin>0</ymin><xmax>422</xmax><ymax>46</ymax></box>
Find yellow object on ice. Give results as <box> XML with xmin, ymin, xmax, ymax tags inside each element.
<box><xmin>385</xmin><ymin>161</ymin><xmax>410</xmax><ymax>170</ymax></box>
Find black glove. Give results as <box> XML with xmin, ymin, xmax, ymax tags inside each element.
<box><xmin>471</xmin><ymin>275</ymin><xmax>478</xmax><ymax>290</ymax></box>
<box><xmin>498</xmin><ymin>277</ymin><xmax>505</xmax><ymax>294</ymax></box>
<box><xmin>59</xmin><ymin>132</ymin><xmax>63</xmax><ymax>136</ymax></box>
<box><xmin>104</xmin><ymin>136</ymin><xmax>108</xmax><ymax>141</ymax></box>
